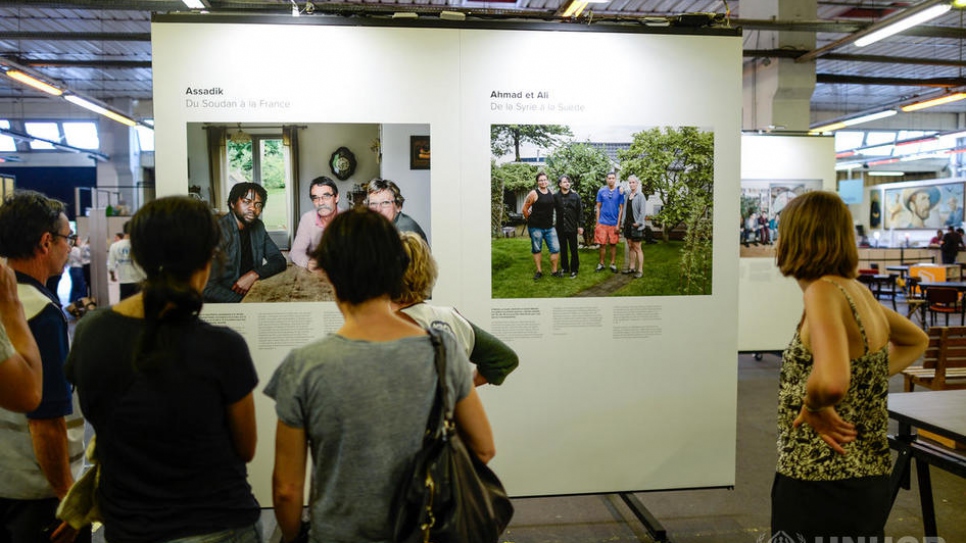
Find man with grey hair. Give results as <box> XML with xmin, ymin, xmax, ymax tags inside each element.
<box><xmin>366</xmin><ymin>178</ymin><xmax>428</xmax><ymax>243</ymax></box>
<box><xmin>0</xmin><ymin>191</ymin><xmax>87</xmax><ymax>542</ymax></box>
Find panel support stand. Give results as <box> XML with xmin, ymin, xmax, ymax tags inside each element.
<box><xmin>618</xmin><ymin>492</ymin><xmax>669</xmax><ymax>542</ymax></box>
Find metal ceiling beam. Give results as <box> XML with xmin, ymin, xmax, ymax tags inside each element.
<box><xmin>0</xmin><ymin>0</ymin><xmax>184</xmax><ymax>9</ymax></box>
<box><xmin>734</xmin><ymin>17</ymin><xmax>966</xmax><ymax>40</ymax></box>
<box><xmin>21</xmin><ymin>59</ymin><xmax>152</xmax><ymax>68</ymax></box>
<box><xmin>745</xmin><ymin>49</ymin><xmax>966</xmax><ymax>68</ymax></box>
<box><xmin>0</xmin><ymin>31</ymin><xmax>151</xmax><ymax>41</ymax></box>
<box><xmin>815</xmin><ymin>74</ymin><xmax>966</xmax><ymax>87</ymax></box>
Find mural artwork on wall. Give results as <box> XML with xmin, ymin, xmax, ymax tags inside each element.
<box><xmin>883</xmin><ymin>182</ymin><xmax>965</xmax><ymax>230</ymax></box>
<box><xmin>490</xmin><ymin>124</ymin><xmax>715</xmax><ymax>298</ymax></box>
<box><xmin>739</xmin><ymin>179</ymin><xmax>822</xmax><ymax>259</ymax></box>
<box><xmin>186</xmin><ymin>122</ymin><xmax>431</xmax><ymax>304</ymax></box>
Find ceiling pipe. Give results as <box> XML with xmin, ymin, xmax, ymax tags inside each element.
<box><xmin>816</xmin><ymin>74</ymin><xmax>966</xmax><ymax>87</ymax></box>
<box><xmin>745</xmin><ymin>49</ymin><xmax>966</xmax><ymax>68</ymax></box>
<box><xmin>0</xmin><ymin>31</ymin><xmax>152</xmax><ymax>41</ymax></box>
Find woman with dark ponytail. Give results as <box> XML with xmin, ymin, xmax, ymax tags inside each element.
<box><xmin>65</xmin><ymin>196</ymin><xmax>263</xmax><ymax>543</ymax></box>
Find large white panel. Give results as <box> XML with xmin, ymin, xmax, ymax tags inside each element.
<box><xmin>152</xmin><ymin>22</ymin><xmax>461</xmax><ymax>504</ymax></box>
<box><xmin>458</xmin><ymin>29</ymin><xmax>742</xmax><ymax>495</ymax></box>
<box><xmin>738</xmin><ymin>134</ymin><xmax>836</xmax><ymax>352</ymax></box>
<box><xmin>153</xmin><ymin>21</ymin><xmax>742</xmax><ymax>501</ymax></box>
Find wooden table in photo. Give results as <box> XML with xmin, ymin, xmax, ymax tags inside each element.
<box><xmin>888</xmin><ymin>390</ymin><xmax>966</xmax><ymax>539</ymax></box>
<box><xmin>241</xmin><ymin>264</ymin><xmax>335</xmax><ymax>303</ymax></box>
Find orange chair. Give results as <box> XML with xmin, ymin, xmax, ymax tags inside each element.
<box><xmin>925</xmin><ymin>287</ymin><xmax>963</xmax><ymax>328</ymax></box>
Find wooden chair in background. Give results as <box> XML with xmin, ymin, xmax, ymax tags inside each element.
<box><xmin>902</xmin><ymin>326</ymin><xmax>966</xmax><ymax>392</ymax></box>
<box><xmin>925</xmin><ymin>287</ymin><xmax>963</xmax><ymax>327</ymax></box>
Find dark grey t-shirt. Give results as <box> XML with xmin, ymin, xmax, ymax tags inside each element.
<box><xmin>264</xmin><ymin>332</ymin><xmax>472</xmax><ymax>543</ymax></box>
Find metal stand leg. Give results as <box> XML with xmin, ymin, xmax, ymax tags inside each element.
<box><xmin>915</xmin><ymin>458</ymin><xmax>938</xmax><ymax>538</ymax></box>
<box><xmin>618</xmin><ymin>492</ymin><xmax>669</xmax><ymax>542</ymax></box>
<box><xmin>889</xmin><ymin>438</ymin><xmax>913</xmax><ymax>506</ymax></box>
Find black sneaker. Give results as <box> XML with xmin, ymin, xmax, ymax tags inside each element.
<box><xmin>552</xmin><ymin>271</ymin><xmax>565</xmax><ymax>278</ymax></box>
<box><xmin>595</xmin><ymin>263</ymin><xmax>605</xmax><ymax>272</ymax></box>
<box><xmin>570</xmin><ymin>272</ymin><xmax>578</xmax><ymax>279</ymax></box>
<box><xmin>533</xmin><ymin>271</ymin><xmax>543</xmax><ymax>280</ymax></box>
<box><xmin>609</xmin><ymin>264</ymin><xmax>618</xmax><ymax>273</ymax></box>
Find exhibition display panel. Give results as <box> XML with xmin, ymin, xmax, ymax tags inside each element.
<box><xmin>152</xmin><ymin>16</ymin><xmax>742</xmax><ymax>501</ymax></box>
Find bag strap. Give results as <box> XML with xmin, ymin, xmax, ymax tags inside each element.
<box><xmin>426</xmin><ymin>329</ymin><xmax>455</xmax><ymax>439</ymax></box>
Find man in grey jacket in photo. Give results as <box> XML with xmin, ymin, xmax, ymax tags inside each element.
<box><xmin>204</xmin><ymin>182</ymin><xmax>286</xmax><ymax>303</ymax></box>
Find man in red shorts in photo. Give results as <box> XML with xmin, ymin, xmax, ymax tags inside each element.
<box><xmin>594</xmin><ymin>172</ymin><xmax>624</xmax><ymax>273</ymax></box>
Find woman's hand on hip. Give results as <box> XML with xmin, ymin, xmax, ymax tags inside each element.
<box><xmin>793</xmin><ymin>405</ymin><xmax>857</xmax><ymax>455</ymax></box>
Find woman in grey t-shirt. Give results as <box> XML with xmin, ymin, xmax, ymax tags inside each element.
<box><xmin>266</xmin><ymin>208</ymin><xmax>496</xmax><ymax>543</ymax></box>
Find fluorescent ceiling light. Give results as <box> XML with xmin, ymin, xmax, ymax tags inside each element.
<box><xmin>955</xmin><ymin>0</ymin><xmax>966</xmax><ymax>6</ymax></box>
<box><xmin>810</xmin><ymin>110</ymin><xmax>897</xmax><ymax>134</ymax></box>
<box><xmin>845</xmin><ymin>110</ymin><xmax>899</xmax><ymax>125</ymax></box>
<box><xmin>182</xmin><ymin>0</ymin><xmax>206</xmax><ymax>8</ymax></box>
<box><xmin>4</xmin><ymin>70</ymin><xmax>63</xmax><ymax>96</ymax></box>
<box><xmin>64</xmin><ymin>95</ymin><xmax>137</xmax><ymax>127</ymax></box>
<box><xmin>856</xmin><ymin>4</ymin><xmax>951</xmax><ymax>47</ymax></box>
<box><xmin>901</xmin><ymin>92</ymin><xmax>966</xmax><ymax>112</ymax></box>
<box><xmin>868</xmin><ymin>171</ymin><xmax>904</xmax><ymax>176</ymax></box>
<box><xmin>562</xmin><ymin>0</ymin><xmax>589</xmax><ymax>17</ymax></box>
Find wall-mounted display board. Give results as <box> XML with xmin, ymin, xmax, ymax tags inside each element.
<box><xmin>153</xmin><ymin>16</ymin><xmax>742</xmax><ymax>502</ymax></box>
<box><xmin>738</xmin><ymin>134</ymin><xmax>835</xmax><ymax>352</ymax></box>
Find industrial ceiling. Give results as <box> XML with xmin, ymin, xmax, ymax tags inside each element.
<box><xmin>2</xmin><ymin>0</ymin><xmax>966</xmax><ymax>126</ymax></box>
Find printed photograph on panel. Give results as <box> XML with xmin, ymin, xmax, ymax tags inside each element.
<box><xmin>491</xmin><ymin>124</ymin><xmax>714</xmax><ymax>298</ymax></box>
<box><xmin>185</xmin><ymin>122</ymin><xmax>431</xmax><ymax>303</ymax></box>
<box><xmin>739</xmin><ymin>179</ymin><xmax>822</xmax><ymax>258</ymax></box>
<box><xmin>883</xmin><ymin>183</ymin><xmax>965</xmax><ymax>230</ymax></box>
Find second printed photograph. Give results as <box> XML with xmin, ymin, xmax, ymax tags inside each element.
<box><xmin>490</xmin><ymin>124</ymin><xmax>715</xmax><ymax>299</ymax></box>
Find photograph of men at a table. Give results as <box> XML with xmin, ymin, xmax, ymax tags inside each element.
<box><xmin>185</xmin><ymin>122</ymin><xmax>431</xmax><ymax>303</ymax></box>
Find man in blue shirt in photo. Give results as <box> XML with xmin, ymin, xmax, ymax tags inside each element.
<box><xmin>594</xmin><ymin>172</ymin><xmax>624</xmax><ymax>273</ymax></box>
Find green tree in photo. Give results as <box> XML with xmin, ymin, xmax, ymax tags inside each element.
<box><xmin>260</xmin><ymin>140</ymin><xmax>286</xmax><ymax>190</ymax></box>
<box><xmin>544</xmin><ymin>142</ymin><xmax>613</xmax><ymax>245</ymax></box>
<box><xmin>227</xmin><ymin>140</ymin><xmax>253</xmax><ymax>183</ymax></box>
<box><xmin>490</xmin><ymin>161</ymin><xmax>538</xmax><ymax>237</ymax></box>
<box><xmin>491</xmin><ymin>124</ymin><xmax>573</xmax><ymax>162</ymax></box>
<box><xmin>227</xmin><ymin>139</ymin><xmax>286</xmax><ymax>189</ymax></box>
<box><xmin>619</xmin><ymin>126</ymin><xmax>715</xmax><ymax>295</ymax></box>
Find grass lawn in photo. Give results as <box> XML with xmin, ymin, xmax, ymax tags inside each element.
<box><xmin>491</xmin><ymin>237</ymin><xmax>699</xmax><ymax>298</ymax></box>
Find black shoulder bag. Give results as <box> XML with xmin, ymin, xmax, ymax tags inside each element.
<box><xmin>392</xmin><ymin>329</ymin><xmax>514</xmax><ymax>543</ymax></box>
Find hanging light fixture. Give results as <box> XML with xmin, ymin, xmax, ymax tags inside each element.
<box><xmin>809</xmin><ymin>110</ymin><xmax>898</xmax><ymax>134</ymax></box>
<box><xmin>230</xmin><ymin>124</ymin><xmax>252</xmax><ymax>143</ymax></box>
<box><xmin>3</xmin><ymin>69</ymin><xmax>63</xmax><ymax>96</ymax></box>
<box><xmin>64</xmin><ymin>95</ymin><xmax>137</xmax><ymax>127</ymax></box>
<box><xmin>901</xmin><ymin>92</ymin><xmax>966</xmax><ymax>112</ymax></box>
<box><xmin>855</xmin><ymin>2</ymin><xmax>952</xmax><ymax>47</ymax></box>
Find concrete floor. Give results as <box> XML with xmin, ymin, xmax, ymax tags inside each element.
<box><xmin>254</xmin><ymin>353</ymin><xmax>963</xmax><ymax>543</ymax></box>
<box><xmin>495</xmin><ymin>352</ymin><xmax>966</xmax><ymax>543</ymax></box>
